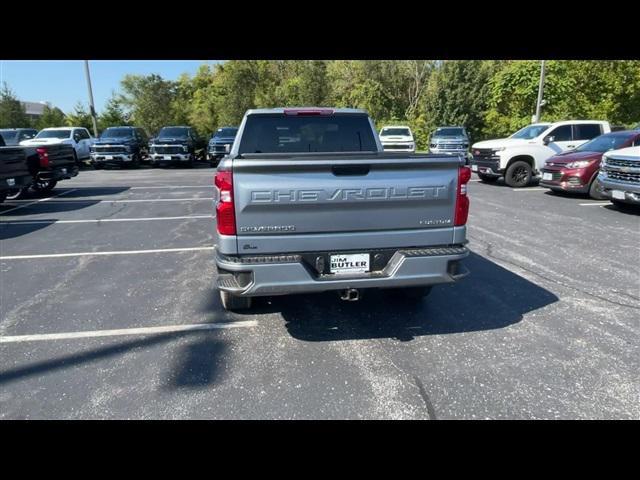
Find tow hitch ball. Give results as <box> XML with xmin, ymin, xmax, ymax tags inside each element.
<box><xmin>339</xmin><ymin>289</ymin><xmax>360</xmax><ymax>302</ymax></box>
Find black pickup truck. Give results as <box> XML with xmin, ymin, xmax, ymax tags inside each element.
<box><xmin>0</xmin><ymin>135</ymin><xmax>32</xmax><ymax>203</ymax></box>
<box><xmin>90</xmin><ymin>126</ymin><xmax>149</xmax><ymax>169</ymax></box>
<box><xmin>149</xmin><ymin>126</ymin><xmax>206</xmax><ymax>168</ymax></box>
<box><xmin>0</xmin><ymin>133</ymin><xmax>78</xmax><ymax>199</ymax></box>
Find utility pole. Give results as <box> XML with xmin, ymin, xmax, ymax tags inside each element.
<box><xmin>84</xmin><ymin>60</ymin><xmax>99</xmax><ymax>137</ymax></box>
<box><xmin>534</xmin><ymin>60</ymin><xmax>546</xmax><ymax>123</ymax></box>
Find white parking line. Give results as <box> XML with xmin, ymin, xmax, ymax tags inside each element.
<box><xmin>512</xmin><ymin>188</ymin><xmax>547</xmax><ymax>192</ymax></box>
<box><xmin>5</xmin><ymin>197</ymin><xmax>213</xmax><ymax>204</ymax></box>
<box><xmin>0</xmin><ymin>321</ymin><xmax>258</xmax><ymax>344</ymax></box>
<box><xmin>0</xmin><ymin>215</ymin><xmax>213</xmax><ymax>225</ymax></box>
<box><xmin>0</xmin><ymin>189</ymin><xmax>78</xmax><ymax>214</ymax></box>
<box><xmin>0</xmin><ymin>246</ymin><xmax>215</xmax><ymax>260</ymax></box>
<box><xmin>579</xmin><ymin>202</ymin><xmax>611</xmax><ymax>206</ymax></box>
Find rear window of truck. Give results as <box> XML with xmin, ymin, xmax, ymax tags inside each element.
<box><xmin>238</xmin><ymin>114</ymin><xmax>378</xmax><ymax>154</ymax></box>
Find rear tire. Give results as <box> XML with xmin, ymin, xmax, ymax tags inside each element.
<box><xmin>504</xmin><ymin>160</ymin><xmax>532</xmax><ymax>188</ymax></box>
<box><xmin>478</xmin><ymin>173</ymin><xmax>499</xmax><ymax>183</ymax></box>
<box><xmin>220</xmin><ymin>291</ymin><xmax>252</xmax><ymax>311</ymax></box>
<box><xmin>5</xmin><ymin>187</ymin><xmax>29</xmax><ymax>200</ymax></box>
<box><xmin>31</xmin><ymin>179</ymin><xmax>57</xmax><ymax>193</ymax></box>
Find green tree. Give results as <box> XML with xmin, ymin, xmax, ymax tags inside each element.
<box><xmin>98</xmin><ymin>94</ymin><xmax>130</xmax><ymax>131</ymax></box>
<box><xmin>419</xmin><ymin>60</ymin><xmax>502</xmax><ymax>145</ymax></box>
<box><xmin>0</xmin><ymin>83</ymin><xmax>30</xmax><ymax>128</ymax></box>
<box><xmin>119</xmin><ymin>74</ymin><xmax>177</xmax><ymax>135</ymax></box>
<box><xmin>65</xmin><ymin>102</ymin><xmax>94</xmax><ymax>131</ymax></box>
<box><xmin>36</xmin><ymin>105</ymin><xmax>67</xmax><ymax>129</ymax></box>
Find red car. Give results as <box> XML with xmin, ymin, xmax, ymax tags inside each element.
<box><xmin>540</xmin><ymin>130</ymin><xmax>640</xmax><ymax>198</ymax></box>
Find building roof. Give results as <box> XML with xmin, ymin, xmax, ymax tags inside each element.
<box><xmin>21</xmin><ymin>101</ymin><xmax>51</xmax><ymax>116</ymax></box>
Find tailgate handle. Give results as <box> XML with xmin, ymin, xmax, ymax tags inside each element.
<box><xmin>331</xmin><ymin>165</ymin><xmax>370</xmax><ymax>176</ymax></box>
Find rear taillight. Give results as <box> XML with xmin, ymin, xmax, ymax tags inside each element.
<box><xmin>214</xmin><ymin>169</ymin><xmax>236</xmax><ymax>235</ymax></box>
<box><xmin>36</xmin><ymin>147</ymin><xmax>49</xmax><ymax>168</ymax></box>
<box><xmin>454</xmin><ymin>166</ymin><xmax>471</xmax><ymax>226</ymax></box>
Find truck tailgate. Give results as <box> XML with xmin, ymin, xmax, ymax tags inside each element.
<box><xmin>232</xmin><ymin>153</ymin><xmax>464</xmax><ymax>254</ymax></box>
<box><xmin>0</xmin><ymin>147</ymin><xmax>29</xmax><ymax>178</ymax></box>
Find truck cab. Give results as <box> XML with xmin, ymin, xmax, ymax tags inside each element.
<box><xmin>471</xmin><ymin>120</ymin><xmax>611</xmax><ymax>187</ymax></box>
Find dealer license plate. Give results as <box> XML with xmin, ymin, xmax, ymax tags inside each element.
<box><xmin>329</xmin><ymin>254</ymin><xmax>370</xmax><ymax>275</ymax></box>
<box><xmin>471</xmin><ymin>164</ymin><xmax>478</xmax><ymax>172</ymax></box>
<box><xmin>612</xmin><ymin>190</ymin><xmax>626</xmax><ymax>200</ymax></box>
<box><xmin>542</xmin><ymin>172</ymin><xmax>553</xmax><ymax>181</ymax></box>
<box><xmin>164</xmin><ymin>155</ymin><xmax>172</xmax><ymax>160</ymax></box>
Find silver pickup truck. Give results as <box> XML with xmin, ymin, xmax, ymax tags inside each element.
<box><xmin>213</xmin><ymin>108</ymin><xmax>471</xmax><ymax>311</ymax></box>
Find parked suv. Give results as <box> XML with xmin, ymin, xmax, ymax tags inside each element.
<box><xmin>149</xmin><ymin>126</ymin><xmax>205</xmax><ymax>168</ymax></box>
<box><xmin>429</xmin><ymin>126</ymin><xmax>470</xmax><ymax>155</ymax></box>
<box><xmin>208</xmin><ymin>127</ymin><xmax>238</xmax><ymax>167</ymax></box>
<box><xmin>471</xmin><ymin>120</ymin><xmax>610</xmax><ymax>187</ymax></box>
<box><xmin>20</xmin><ymin>127</ymin><xmax>94</xmax><ymax>165</ymax></box>
<box><xmin>598</xmin><ymin>146</ymin><xmax>640</xmax><ymax>208</ymax></box>
<box><xmin>540</xmin><ymin>130</ymin><xmax>640</xmax><ymax>199</ymax></box>
<box><xmin>0</xmin><ymin>128</ymin><xmax>38</xmax><ymax>145</ymax></box>
<box><xmin>378</xmin><ymin>126</ymin><xmax>416</xmax><ymax>153</ymax></box>
<box><xmin>90</xmin><ymin>126</ymin><xmax>149</xmax><ymax>169</ymax></box>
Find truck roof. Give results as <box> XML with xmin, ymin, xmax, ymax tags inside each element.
<box><xmin>245</xmin><ymin>107</ymin><xmax>369</xmax><ymax>115</ymax></box>
<box><xmin>548</xmin><ymin>120</ymin><xmax>609</xmax><ymax>126</ymax></box>
<box><xmin>381</xmin><ymin>125</ymin><xmax>411</xmax><ymax>129</ymax></box>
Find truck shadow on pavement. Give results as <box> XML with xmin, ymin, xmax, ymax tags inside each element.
<box><xmin>266</xmin><ymin>251</ymin><xmax>559</xmax><ymax>342</ymax></box>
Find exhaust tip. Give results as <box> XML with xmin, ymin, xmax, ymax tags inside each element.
<box><xmin>339</xmin><ymin>288</ymin><xmax>360</xmax><ymax>302</ymax></box>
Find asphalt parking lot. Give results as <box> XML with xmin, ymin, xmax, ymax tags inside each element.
<box><xmin>0</xmin><ymin>165</ymin><xmax>638</xmax><ymax>419</ymax></box>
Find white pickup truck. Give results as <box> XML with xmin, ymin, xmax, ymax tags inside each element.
<box><xmin>20</xmin><ymin>127</ymin><xmax>94</xmax><ymax>165</ymax></box>
<box><xmin>470</xmin><ymin>120</ymin><xmax>611</xmax><ymax>187</ymax></box>
<box><xmin>379</xmin><ymin>126</ymin><xmax>416</xmax><ymax>153</ymax></box>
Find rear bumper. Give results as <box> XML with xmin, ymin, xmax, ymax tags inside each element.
<box><xmin>215</xmin><ymin>245</ymin><xmax>470</xmax><ymax>297</ymax></box>
<box><xmin>38</xmin><ymin>166</ymin><xmax>79</xmax><ymax>181</ymax></box>
<box><xmin>0</xmin><ymin>174</ymin><xmax>32</xmax><ymax>191</ymax></box>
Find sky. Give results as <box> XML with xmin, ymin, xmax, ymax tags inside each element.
<box><xmin>0</xmin><ymin>60</ymin><xmax>221</xmax><ymax>114</ymax></box>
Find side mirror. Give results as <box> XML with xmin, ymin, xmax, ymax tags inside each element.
<box><xmin>543</xmin><ymin>135</ymin><xmax>554</xmax><ymax>146</ymax></box>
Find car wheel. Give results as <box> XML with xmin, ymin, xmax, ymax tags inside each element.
<box><xmin>32</xmin><ymin>179</ymin><xmax>57</xmax><ymax>193</ymax></box>
<box><xmin>478</xmin><ymin>173</ymin><xmax>499</xmax><ymax>183</ymax></box>
<box><xmin>220</xmin><ymin>291</ymin><xmax>252</xmax><ymax>311</ymax></box>
<box><xmin>504</xmin><ymin>161</ymin><xmax>532</xmax><ymax>188</ymax></box>
<box><xmin>588</xmin><ymin>177</ymin><xmax>606</xmax><ymax>200</ymax></box>
<box><xmin>4</xmin><ymin>187</ymin><xmax>29</xmax><ymax>200</ymax></box>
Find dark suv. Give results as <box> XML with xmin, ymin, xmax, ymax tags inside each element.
<box><xmin>149</xmin><ymin>126</ymin><xmax>206</xmax><ymax>168</ymax></box>
<box><xmin>207</xmin><ymin>127</ymin><xmax>238</xmax><ymax>167</ymax></box>
<box><xmin>90</xmin><ymin>126</ymin><xmax>149</xmax><ymax>169</ymax></box>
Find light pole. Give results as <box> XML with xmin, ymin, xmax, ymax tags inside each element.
<box><xmin>83</xmin><ymin>60</ymin><xmax>99</xmax><ymax>137</ymax></box>
<box><xmin>534</xmin><ymin>60</ymin><xmax>546</xmax><ymax>123</ymax></box>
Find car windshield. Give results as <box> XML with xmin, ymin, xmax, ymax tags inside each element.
<box><xmin>101</xmin><ymin>128</ymin><xmax>133</xmax><ymax>138</ymax></box>
<box><xmin>215</xmin><ymin>128</ymin><xmax>238</xmax><ymax>138</ymax></box>
<box><xmin>0</xmin><ymin>130</ymin><xmax>18</xmax><ymax>143</ymax></box>
<box><xmin>510</xmin><ymin>124</ymin><xmax>550</xmax><ymax>140</ymax></box>
<box><xmin>380</xmin><ymin>128</ymin><xmax>410</xmax><ymax>136</ymax></box>
<box><xmin>434</xmin><ymin>127</ymin><xmax>464</xmax><ymax>137</ymax></box>
<box><xmin>159</xmin><ymin>127</ymin><xmax>189</xmax><ymax>138</ymax></box>
<box><xmin>575</xmin><ymin>133</ymin><xmax>635</xmax><ymax>153</ymax></box>
<box><xmin>35</xmin><ymin>129</ymin><xmax>71</xmax><ymax>139</ymax></box>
